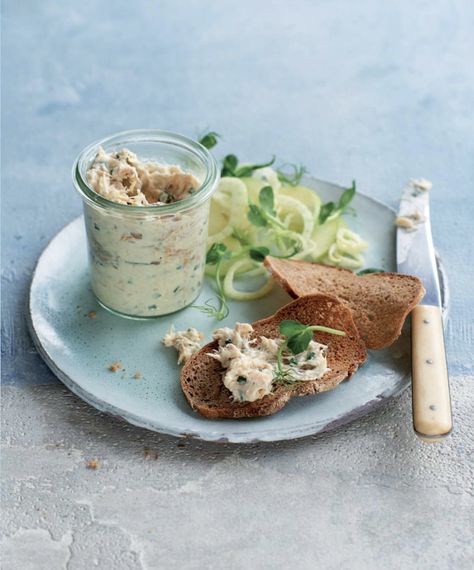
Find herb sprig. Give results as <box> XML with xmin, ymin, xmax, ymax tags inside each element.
<box><xmin>193</xmin><ymin>243</ymin><xmax>230</xmax><ymax>320</ymax></box>
<box><xmin>277</xmin><ymin>163</ymin><xmax>307</xmax><ymax>186</ymax></box>
<box><xmin>247</xmin><ymin>186</ymin><xmax>303</xmax><ymax>258</ymax></box>
<box><xmin>318</xmin><ymin>180</ymin><xmax>357</xmax><ymax>225</ymax></box>
<box><xmin>198</xmin><ymin>131</ymin><xmax>221</xmax><ymax>150</ymax></box>
<box><xmin>247</xmin><ymin>186</ymin><xmax>285</xmax><ymax>229</ymax></box>
<box><xmin>193</xmin><ymin>241</ymin><xmax>272</xmax><ymax>320</ymax></box>
<box><xmin>274</xmin><ymin>320</ymin><xmax>346</xmax><ymax>385</ymax></box>
<box><xmin>221</xmin><ymin>154</ymin><xmax>276</xmax><ymax>178</ymax></box>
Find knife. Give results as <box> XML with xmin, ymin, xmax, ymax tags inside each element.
<box><xmin>396</xmin><ymin>179</ymin><xmax>452</xmax><ymax>442</ymax></box>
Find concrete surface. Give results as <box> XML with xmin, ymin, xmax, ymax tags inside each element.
<box><xmin>2</xmin><ymin>383</ymin><xmax>473</xmax><ymax>570</ymax></box>
<box><xmin>2</xmin><ymin>0</ymin><xmax>474</xmax><ymax>568</ymax></box>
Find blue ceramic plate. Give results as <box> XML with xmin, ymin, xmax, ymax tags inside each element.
<box><xmin>28</xmin><ymin>178</ymin><xmax>448</xmax><ymax>443</ymax></box>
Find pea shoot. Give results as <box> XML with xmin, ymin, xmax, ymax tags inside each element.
<box><xmin>277</xmin><ymin>163</ymin><xmax>307</xmax><ymax>186</ymax></box>
<box><xmin>193</xmin><ymin>243</ymin><xmax>230</xmax><ymax>320</ymax></box>
<box><xmin>193</xmin><ymin>241</ymin><xmax>271</xmax><ymax>320</ymax></box>
<box><xmin>247</xmin><ymin>186</ymin><xmax>303</xmax><ymax>257</ymax></box>
<box><xmin>198</xmin><ymin>131</ymin><xmax>221</xmax><ymax>150</ymax></box>
<box><xmin>318</xmin><ymin>180</ymin><xmax>357</xmax><ymax>225</ymax></box>
<box><xmin>274</xmin><ymin>320</ymin><xmax>346</xmax><ymax>385</ymax></box>
<box><xmin>221</xmin><ymin>154</ymin><xmax>276</xmax><ymax>178</ymax></box>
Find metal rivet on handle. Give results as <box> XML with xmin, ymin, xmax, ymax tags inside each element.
<box><xmin>423</xmin><ymin>319</ymin><xmax>430</xmax><ymax>324</ymax></box>
<box><xmin>426</xmin><ymin>358</ymin><xmax>433</xmax><ymax>364</ymax></box>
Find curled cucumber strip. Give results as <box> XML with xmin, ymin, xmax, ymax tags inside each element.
<box><xmin>327</xmin><ymin>243</ymin><xmax>365</xmax><ymax>269</ymax></box>
<box><xmin>205</xmin><ymin>168</ymin><xmax>369</xmax><ymax>305</ymax></box>
<box><xmin>211</xmin><ymin>192</ymin><xmax>232</xmax><ymax>211</ymax></box>
<box><xmin>241</xmin><ymin>265</ymin><xmax>267</xmax><ymax>278</ymax></box>
<box><xmin>295</xmin><ymin>239</ymin><xmax>320</xmax><ymax>260</ymax></box>
<box><xmin>223</xmin><ymin>259</ymin><xmax>274</xmax><ymax>300</ymax></box>
<box><xmin>252</xmin><ymin>167</ymin><xmax>281</xmax><ymax>192</ymax></box>
<box><xmin>207</xmin><ymin>177</ymin><xmax>248</xmax><ymax>244</ymax></box>
<box><xmin>278</xmin><ymin>185</ymin><xmax>321</xmax><ymax>217</ymax></box>
<box><xmin>206</xmin><ymin>259</ymin><xmax>266</xmax><ymax>279</ymax></box>
<box><xmin>336</xmin><ymin>228</ymin><xmax>368</xmax><ymax>256</ymax></box>
<box><xmin>276</xmin><ymin>195</ymin><xmax>314</xmax><ymax>239</ymax></box>
<box><xmin>281</xmin><ymin>231</ymin><xmax>316</xmax><ymax>260</ymax></box>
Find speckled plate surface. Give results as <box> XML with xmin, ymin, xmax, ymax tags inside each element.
<box><xmin>28</xmin><ymin>178</ymin><xmax>448</xmax><ymax>443</ymax></box>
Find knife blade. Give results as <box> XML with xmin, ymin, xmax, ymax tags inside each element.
<box><xmin>396</xmin><ymin>179</ymin><xmax>452</xmax><ymax>442</ymax></box>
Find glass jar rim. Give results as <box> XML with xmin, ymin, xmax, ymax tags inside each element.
<box><xmin>72</xmin><ymin>129</ymin><xmax>219</xmax><ymax>215</ymax></box>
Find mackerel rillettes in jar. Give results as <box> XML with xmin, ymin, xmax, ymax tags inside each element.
<box><xmin>73</xmin><ymin>130</ymin><xmax>219</xmax><ymax>318</ymax></box>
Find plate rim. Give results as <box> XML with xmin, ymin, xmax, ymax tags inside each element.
<box><xmin>27</xmin><ymin>180</ymin><xmax>450</xmax><ymax>443</ymax></box>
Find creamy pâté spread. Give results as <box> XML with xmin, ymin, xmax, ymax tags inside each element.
<box><xmin>209</xmin><ymin>322</ymin><xmax>329</xmax><ymax>403</ymax></box>
<box><xmin>87</xmin><ymin>147</ymin><xmax>200</xmax><ymax>205</ymax></box>
<box><xmin>162</xmin><ymin>327</ymin><xmax>204</xmax><ymax>364</ymax></box>
<box><xmin>83</xmin><ymin>147</ymin><xmax>208</xmax><ymax>317</ymax></box>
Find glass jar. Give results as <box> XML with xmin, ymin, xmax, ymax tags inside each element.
<box><xmin>73</xmin><ymin>129</ymin><xmax>219</xmax><ymax>318</ymax></box>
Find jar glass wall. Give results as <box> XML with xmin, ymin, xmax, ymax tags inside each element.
<box><xmin>73</xmin><ymin>130</ymin><xmax>219</xmax><ymax>318</ymax></box>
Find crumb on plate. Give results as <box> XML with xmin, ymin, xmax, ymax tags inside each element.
<box><xmin>143</xmin><ymin>447</ymin><xmax>158</xmax><ymax>460</ymax></box>
<box><xmin>86</xmin><ymin>459</ymin><xmax>100</xmax><ymax>470</ymax></box>
<box><xmin>109</xmin><ymin>361</ymin><xmax>122</xmax><ymax>372</ymax></box>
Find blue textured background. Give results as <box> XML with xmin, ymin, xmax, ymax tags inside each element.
<box><xmin>2</xmin><ymin>0</ymin><xmax>473</xmax><ymax>385</ymax></box>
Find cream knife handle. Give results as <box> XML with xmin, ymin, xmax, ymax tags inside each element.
<box><xmin>412</xmin><ymin>305</ymin><xmax>452</xmax><ymax>442</ymax></box>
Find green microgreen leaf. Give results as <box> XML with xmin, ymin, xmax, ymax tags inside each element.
<box><xmin>318</xmin><ymin>202</ymin><xmax>336</xmax><ymax>224</ymax></box>
<box><xmin>237</xmin><ymin>376</ymin><xmax>247</xmax><ymax>384</ymax></box>
<box><xmin>247</xmin><ymin>204</ymin><xmax>268</xmax><ymax>227</ymax></box>
<box><xmin>198</xmin><ymin>131</ymin><xmax>221</xmax><ymax>150</ymax></box>
<box><xmin>221</xmin><ymin>154</ymin><xmax>239</xmax><ymax>176</ymax></box>
<box><xmin>279</xmin><ymin>320</ymin><xmax>308</xmax><ymax>338</ymax></box>
<box><xmin>337</xmin><ymin>180</ymin><xmax>356</xmax><ymax>211</ymax></box>
<box><xmin>221</xmin><ymin>154</ymin><xmax>276</xmax><ymax>178</ymax></box>
<box><xmin>249</xmin><ymin>246</ymin><xmax>270</xmax><ymax>262</ymax></box>
<box><xmin>318</xmin><ymin>181</ymin><xmax>357</xmax><ymax>225</ymax></box>
<box><xmin>274</xmin><ymin>320</ymin><xmax>346</xmax><ymax>384</ymax></box>
<box><xmin>258</xmin><ymin>186</ymin><xmax>275</xmax><ymax>215</ymax></box>
<box><xmin>206</xmin><ymin>242</ymin><xmax>228</xmax><ymax>265</ymax></box>
<box><xmin>234</xmin><ymin>155</ymin><xmax>276</xmax><ymax>178</ymax></box>
<box><xmin>286</xmin><ymin>329</ymin><xmax>314</xmax><ymax>355</ymax></box>
<box><xmin>277</xmin><ymin>163</ymin><xmax>307</xmax><ymax>186</ymax></box>
<box><xmin>357</xmin><ymin>267</ymin><xmax>385</xmax><ymax>275</ymax></box>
